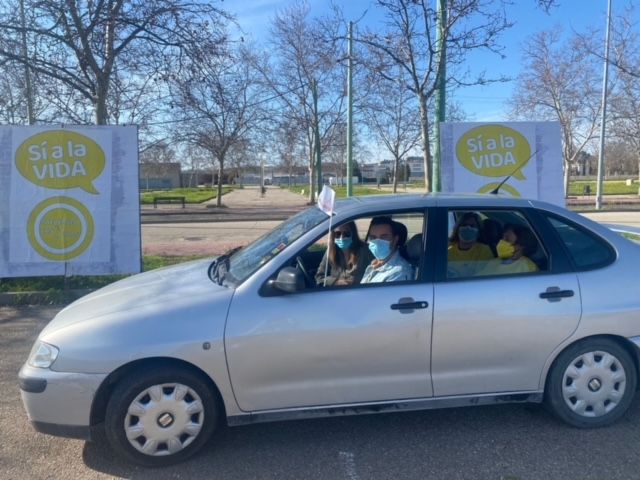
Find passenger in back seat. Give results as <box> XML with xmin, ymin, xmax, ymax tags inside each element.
<box><xmin>447</xmin><ymin>212</ymin><xmax>494</xmax><ymax>277</ymax></box>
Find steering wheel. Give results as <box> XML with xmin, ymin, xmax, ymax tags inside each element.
<box><xmin>296</xmin><ymin>256</ymin><xmax>314</xmax><ymax>286</ymax></box>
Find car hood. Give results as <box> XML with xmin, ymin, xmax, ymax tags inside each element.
<box><xmin>42</xmin><ymin>258</ymin><xmax>231</xmax><ymax>334</ymax></box>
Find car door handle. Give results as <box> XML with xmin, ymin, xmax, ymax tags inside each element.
<box><xmin>539</xmin><ymin>287</ymin><xmax>574</xmax><ymax>300</ymax></box>
<box><xmin>390</xmin><ymin>300</ymin><xmax>429</xmax><ymax>310</ymax></box>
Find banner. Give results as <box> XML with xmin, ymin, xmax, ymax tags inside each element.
<box><xmin>0</xmin><ymin>125</ymin><xmax>140</xmax><ymax>277</ymax></box>
<box><xmin>440</xmin><ymin>121</ymin><xmax>564</xmax><ymax>206</ymax></box>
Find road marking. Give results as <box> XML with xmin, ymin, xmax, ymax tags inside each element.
<box><xmin>339</xmin><ymin>451</ymin><xmax>360</xmax><ymax>480</ymax></box>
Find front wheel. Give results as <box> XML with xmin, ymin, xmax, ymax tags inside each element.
<box><xmin>105</xmin><ymin>365</ymin><xmax>218</xmax><ymax>467</ymax></box>
<box><xmin>545</xmin><ymin>338</ymin><xmax>637</xmax><ymax>428</ymax></box>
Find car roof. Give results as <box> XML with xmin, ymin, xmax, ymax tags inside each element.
<box><xmin>334</xmin><ymin>192</ymin><xmax>546</xmax><ymax>217</ymax></box>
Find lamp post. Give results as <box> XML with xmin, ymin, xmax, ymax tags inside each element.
<box><xmin>346</xmin><ymin>21</ymin><xmax>354</xmax><ymax>197</ymax></box>
<box><xmin>595</xmin><ymin>0</ymin><xmax>612</xmax><ymax>210</ymax></box>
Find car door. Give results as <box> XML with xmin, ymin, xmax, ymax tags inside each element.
<box><xmin>224</xmin><ymin>211</ymin><xmax>434</xmax><ymax>412</ymax></box>
<box><xmin>431</xmin><ymin>207</ymin><xmax>582</xmax><ymax>397</ymax></box>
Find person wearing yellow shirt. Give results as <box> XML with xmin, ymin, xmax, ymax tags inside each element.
<box><xmin>477</xmin><ymin>224</ymin><xmax>539</xmax><ymax>276</ymax></box>
<box><xmin>447</xmin><ymin>212</ymin><xmax>494</xmax><ymax>278</ymax></box>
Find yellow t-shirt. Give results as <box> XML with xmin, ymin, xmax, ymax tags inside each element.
<box><xmin>447</xmin><ymin>242</ymin><xmax>494</xmax><ymax>278</ymax></box>
<box><xmin>477</xmin><ymin>256</ymin><xmax>539</xmax><ymax>276</ymax></box>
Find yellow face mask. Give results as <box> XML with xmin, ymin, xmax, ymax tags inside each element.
<box><xmin>496</xmin><ymin>239</ymin><xmax>516</xmax><ymax>259</ymax></box>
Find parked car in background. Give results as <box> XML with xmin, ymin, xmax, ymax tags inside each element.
<box><xmin>19</xmin><ymin>193</ymin><xmax>640</xmax><ymax>466</ymax></box>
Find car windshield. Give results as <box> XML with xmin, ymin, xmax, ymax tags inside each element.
<box><xmin>225</xmin><ymin>206</ymin><xmax>329</xmax><ymax>284</ymax></box>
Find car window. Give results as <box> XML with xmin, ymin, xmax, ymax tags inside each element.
<box><xmin>546</xmin><ymin>216</ymin><xmax>615</xmax><ymax>270</ymax></box>
<box><xmin>301</xmin><ymin>212</ymin><xmax>426</xmax><ymax>289</ymax></box>
<box><xmin>227</xmin><ymin>206</ymin><xmax>328</xmax><ymax>283</ymax></box>
<box><xmin>446</xmin><ymin>209</ymin><xmax>548</xmax><ymax>279</ymax></box>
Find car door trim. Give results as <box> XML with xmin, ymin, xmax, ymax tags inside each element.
<box><xmin>226</xmin><ymin>390</ymin><xmax>543</xmax><ymax>425</ymax></box>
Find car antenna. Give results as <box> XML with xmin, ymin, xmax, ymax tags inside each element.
<box><xmin>489</xmin><ymin>149</ymin><xmax>538</xmax><ymax>195</ymax></box>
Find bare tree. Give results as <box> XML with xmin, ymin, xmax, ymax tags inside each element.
<box><xmin>0</xmin><ymin>60</ymin><xmax>32</xmax><ymax>123</ymax></box>
<box><xmin>139</xmin><ymin>140</ymin><xmax>176</xmax><ymax>164</ymax></box>
<box><xmin>361</xmin><ymin>64</ymin><xmax>421</xmax><ymax>192</ymax></box>
<box><xmin>509</xmin><ymin>28</ymin><xmax>602</xmax><ymax>195</ymax></box>
<box><xmin>0</xmin><ymin>0</ymin><xmax>229</xmax><ymax>125</ymax></box>
<box><xmin>274</xmin><ymin>119</ymin><xmax>304</xmax><ymax>186</ymax></box>
<box><xmin>609</xmin><ymin>13</ymin><xmax>640</xmax><ymax>182</ymax></box>
<box><xmin>170</xmin><ymin>43</ymin><xmax>267</xmax><ymax>206</ymax></box>
<box><xmin>358</xmin><ymin>0</ymin><xmax>512</xmax><ymax>192</ymax></box>
<box><xmin>260</xmin><ymin>1</ymin><xmax>347</xmax><ymax>203</ymax></box>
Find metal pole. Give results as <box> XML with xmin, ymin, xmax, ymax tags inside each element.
<box><xmin>19</xmin><ymin>0</ymin><xmax>35</xmax><ymax>124</ymax></box>
<box><xmin>433</xmin><ymin>0</ymin><xmax>447</xmax><ymax>192</ymax></box>
<box><xmin>596</xmin><ymin>0</ymin><xmax>612</xmax><ymax>210</ymax></box>
<box><xmin>346</xmin><ymin>21</ymin><xmax>354</xmax><ymax>197</ymax></box>
<box><xmin>260</xmin><ymin>155</ymin><xmax>265</xmax><ymax>197</ymax></box>
<box><xmin>313</xmin><ymin>80</ymin><xmax>322</xmax><ymax>197</ymax></box>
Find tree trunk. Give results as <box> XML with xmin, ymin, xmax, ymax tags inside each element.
<box><xmin>418</xmin><ymin>94</ymin><xmax>432</xmax><ymax>192</ymax></box>
<box><xmin>217</xmin><ymin>159</ymin><xmax>224</xmax><ymax>207</ymax></box>
<box><xmin>94</xmin><ymin>88</ymin><xmax>108</xmax><ymax>125</ymax></box>
<box><xmin>308</xmin><ymin>148</ymin><xmax>315</xmax><ymax>204</ymax></box>
<box><xmin>392</xmin><ymin>155</ymin><xmax>399</xmax><ymax>193</ymax></box>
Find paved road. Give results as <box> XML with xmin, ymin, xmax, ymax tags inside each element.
<box><xmin>4</xmin><ymin>305</ymin><xmax>640</xmax><ymax>480</ymax></box>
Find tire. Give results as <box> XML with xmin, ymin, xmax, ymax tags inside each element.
<box><xmin>545</xmin><ymin>338</ymin><xmax>637</xmax><ymax>428</ymax></box>
<box><xmin>104</xmin><ymin>365</ymin><xmax>218</xmax><ymax>467</ymax></box>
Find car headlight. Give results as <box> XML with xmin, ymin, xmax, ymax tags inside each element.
<box><xmin>27</xmin><ymin>341</ymin><xmax>59</xmax><ymax>368</ymax></box>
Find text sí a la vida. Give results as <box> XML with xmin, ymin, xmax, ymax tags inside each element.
<box><xmin>466</xmin><ymin>134</ymin><xmax>522</xmax><ymax>169</ymax></box>
<box><xmin>28</xmin><ymin>141</ymin><xmax>89</xmax><ymax>180</ymax></box>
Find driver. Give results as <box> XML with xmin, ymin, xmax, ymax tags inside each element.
<box><xmin>315</xmin><ymin>221</ymin><xmax>371</xmax><ymax>286</ymax></box>
<box><xmin>360</xmin><ymin>217</ymin><xmax>413</xmax><ymax>283</ymax></box>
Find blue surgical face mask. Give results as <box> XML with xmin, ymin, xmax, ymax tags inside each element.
<box><xmin>458</xmin><ymin>225</ymin><xmax>479</xmax><ymax>243</ymax></box>
<box><xmin>334</xmin><ymin>237</ymin><xmax>353</xmax><ymax>250</ymax></box>
<box><xmin>368</xmin><ymin>238</ymin><xmax>392</xmax><ymax>260</ymax></box>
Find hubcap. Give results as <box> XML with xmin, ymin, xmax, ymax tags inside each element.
<box><xmin>124</xmin><ymin>383</ymin><xmax>205</xmax><ymax>457</ymax></box>
<box><xmin>562</xmin><ymin>350</ymin><xmax>626</xmax><ymax>418</ymax></box>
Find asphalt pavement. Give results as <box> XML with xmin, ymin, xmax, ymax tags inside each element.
<box><xmin>4</xmin><ymin>306</ymin><xmax>640</xmax><ymax>479</ymax></box>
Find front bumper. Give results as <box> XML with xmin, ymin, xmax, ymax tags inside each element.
<box><xmin>19</xmin><ymin>363</ymin><xmax>107</xmax><ymax>440</ymax></box>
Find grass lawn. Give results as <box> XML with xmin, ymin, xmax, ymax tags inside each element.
<box><xmin>290</xmin><ymin>180</ymin><xmax>639</xmax><ymax>198</ymax></box>
<box><xmin>140</xmin><ymin>187</ymin><xmax>235</xmax><ymax>205</ymax></box>
<box><xmin>0</xmin><ymin>255</ymin><xmax>210</xmax><ymax>303</ymax></box>
<box><xmin>568</xmin><ymin>180</ymin><xmax>638</xmax><ymax>196</ymax></box>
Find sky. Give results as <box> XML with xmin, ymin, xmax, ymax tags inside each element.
<box><xmin>226</xmin><ymin>0</ymin><xmax>636</xmax><ymax>122</ymax></box>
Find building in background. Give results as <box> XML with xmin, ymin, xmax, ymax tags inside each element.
<box><xmin>140</xmin><ymin>163</ymin><xmax>182</xmax><ymax>189</ymax></box>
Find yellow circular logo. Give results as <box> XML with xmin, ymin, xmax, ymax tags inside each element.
<box><xmin>456</xmin><ymin>125</ymin><xmax>531</xmax><ymax>180</ymax></box>
<box><xmin>15</xmin><ymin>130</ymin><xmax>105</xmax><ymax>194</ymax></box>
<box><xmin>27</xmin><ymin>197</ymin><xmax>95</xmax><ymax>260</ymax></box>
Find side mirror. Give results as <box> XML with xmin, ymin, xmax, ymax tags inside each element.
<box><xmin>273</xmin><ymin>266</ymin><xmax>305</xmax><ymax>293</ymax></box>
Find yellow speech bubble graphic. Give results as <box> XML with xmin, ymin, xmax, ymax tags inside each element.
<box><xmin>456</xmin><ymin>125</ymin><xmax>531</xmax><ymax>181</ymax></box>
<box><xmin>477</xmin><ymin>182</ymin><xmax>521</xmax><ymax>197</ymax></box>
<box><xmin>15</xmin><ymin>130</ymin><xmax>105</xmax><ymax>194</ymax></box>
<box><xmin>27</xmin><ymin>197</ymin><xmax>95</xmax><ymax>261</ymax></box>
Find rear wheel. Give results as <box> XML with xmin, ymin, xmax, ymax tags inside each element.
<box><xmin>105</xmin><ymin>365</ymin><xmax>218</xmax><ymax>466</ymax></box>
<box><xmin>546</xmin><ymin>339</ymin><xmax>637</xmax><ymax>428</ymax></box>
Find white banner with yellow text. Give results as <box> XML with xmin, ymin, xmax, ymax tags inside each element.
<box><xmin>0</xmin><ymin>125</ymin><xmax>140</xmax><ymax>277</ymax></box>
<box><xmin>440</xmin><ymin>121</ymin><xmax>564</xmax><ymax>206</ymax></box>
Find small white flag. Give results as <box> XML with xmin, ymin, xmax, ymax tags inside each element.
<box><xmin>317</xmin><ymin>185</ymin><xmax>335</xmax><ymax>216</ymax></box>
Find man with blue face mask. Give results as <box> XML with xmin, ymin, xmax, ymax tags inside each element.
<box><xmin>360</xmin><ymin>217</ymin><xmax>414</xmax><ymax>284</ymax></box>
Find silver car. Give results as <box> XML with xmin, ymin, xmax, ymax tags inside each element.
<box><xmin>19</xmin><ymin>194</ymin><xmax>640</xmax><ymax>466</ymax></box>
